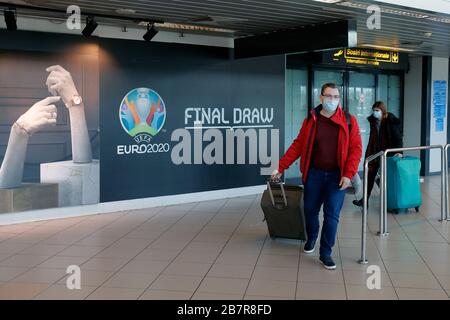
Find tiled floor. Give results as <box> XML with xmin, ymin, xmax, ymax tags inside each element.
<box><xmin>0</xmin><ymin>176</ymin><xmax>449</xmax><ymax>300</ymax></box>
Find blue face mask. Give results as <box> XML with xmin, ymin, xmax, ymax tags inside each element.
<box><xmin>323</xmin><ymin>99</ymin><xmax>339</xmax><ymax>113</ymax></box>
<box><xmin>373</xmin><ymin>110</ymin><xmax>382</xmax><ymax>119</ymax></box>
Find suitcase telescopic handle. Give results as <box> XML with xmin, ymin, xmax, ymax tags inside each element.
<box><xmin>267</xmin><ymin>178</ymin><xmax>288</xmax><ymax>208</ymax></box>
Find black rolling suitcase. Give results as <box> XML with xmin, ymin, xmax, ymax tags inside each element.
<box><xmin>261</xmin><ymin>178</ymin><xmax>307</xmax><ymax>241</ymax></box>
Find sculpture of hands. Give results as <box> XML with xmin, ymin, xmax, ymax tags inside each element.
<box><xmin>0</xmin><ymin>96</ymin><xmax>60</xmax><ymax>188</ymax></box>
<box><xmin>46</xmin><ymin>65</ymin><xmax>79</xmax><ymax>108</ymax></box>
<box><xmin>46</xmin><ymin>64</ymin><xmax>92</xmax><ymax>163</ymax></box>
<box><xmin>15</xmin><ymin>96</ymin><xmax>60</xmax><ymax>136</ymax></box>
<box><xmin>1</xmin><ymin>64</ymin><xmax>92</xmax><ymax>189</ymax></box>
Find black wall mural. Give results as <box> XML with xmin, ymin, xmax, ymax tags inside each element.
<box><xmin>99</xmin><ymin>38</ymin><xmax>285</xmax><ymax>202</ymax></box>
<box><xmin>0</xmin><ymin>30</ymin><xmax>286</xmax><ymax>204</ymax></box>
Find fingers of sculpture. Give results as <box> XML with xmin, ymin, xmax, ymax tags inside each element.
<box><xmin>17</xmin><ymin>97</ymin><xmax>60</xmax><ymax>135</ymax></box>
<box><xmin>46</xmin><ymin>65</ymin><xmax>78</xmax><ymax>105</ymax></box>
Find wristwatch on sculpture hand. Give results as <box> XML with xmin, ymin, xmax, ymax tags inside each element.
<box><xmin>66</xmin><ymin>94</ymin><xmax>83</xmax><ymax>108</ymax></box>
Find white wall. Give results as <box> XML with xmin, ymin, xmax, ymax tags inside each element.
<box><xmin>0</xmin><ymin>16</ymin><xmax>234</xmax><ymax>48</ymax></box>
<box><xmin>429</xmin><ymin>57</ymin><xmax>449</xmax><ymax>173</ymax></box>
<box><xmin>404</xmin><ymin>57</ymin><xmax>449</xmax><ymax>174</ymax></box>
<box><xmin>403</xmin><ymin>56</ymin><xmax>423</xmax><ymax>159</ymax></box>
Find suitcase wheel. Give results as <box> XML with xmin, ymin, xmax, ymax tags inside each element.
<box><xmin>415</xmin><ymin>206</ymin><xmax>420</xmax><ymax>213</ymax></box>
<box><xmin>393</xmin><ymin>209</ymin><xmax>399</xmax><ymax>214</ymax></box>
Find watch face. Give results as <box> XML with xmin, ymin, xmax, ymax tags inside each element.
<box><xmin>73</xmin><ymin>96</ymin><xmax>82</xmax><ymax>105</ymax></box>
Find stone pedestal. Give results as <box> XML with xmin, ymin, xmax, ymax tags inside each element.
<box><xmin>0</xmin><ymin>183</ymin><xmax>59</xmax><ymax>213</ymax></box>
<box><xmin>40</xmin><ymin>160</ymin><xmax>99</xmax><ymax>207</ymax></box>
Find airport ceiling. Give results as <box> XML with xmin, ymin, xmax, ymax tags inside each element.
<box><xmin>2</xmin><ymin>0</ymin><xmax>450</xmax><ymax>57</ymax></box>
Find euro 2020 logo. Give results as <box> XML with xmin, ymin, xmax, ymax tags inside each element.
<box><xmin>119</xmin><ymin>88</ymin><xmax>166</xmax><ymax>144</ymax></box>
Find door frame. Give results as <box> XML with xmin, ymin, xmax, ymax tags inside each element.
<box><xmin>308</xmin><ymin>64</ymin><xmax>404</xmax><ymax>120</ymax></box>
<box><xmin>285</xmin><ymin>63</ymin><xmax>405</xmax><ymax>181</ymax></box>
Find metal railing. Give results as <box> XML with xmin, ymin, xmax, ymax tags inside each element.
<box><xmin>359</xmin><ymin>145</ymin><xmax>448</xmax><ymax>265</ymax></box>
<box><xmin>381</xmin><ymin>145</ymin><xmax>446</xmax><ymax>234</ymax></box>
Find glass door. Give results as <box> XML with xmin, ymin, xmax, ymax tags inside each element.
<box><xmin>313</xmin><ymin>70</ymin><xmax>344</xmax><ymax>108</ymax></box>
<box><xmin>377</xmin><ymin>74</ymin><xmax>401</xmax><ymax>117</ymax></box>
<box><xmin>348</xmin><ymin>72</ymin><xmax>376</xmax><ymax>171</ymax></box>
<box><xmin>286</xmin><ymin>67</ymin><xmax>402</xmax><ymax>177</ymax></box>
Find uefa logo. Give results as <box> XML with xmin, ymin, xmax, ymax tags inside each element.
<box><xmin>119</xmin><ymin>88</ymin><xmax>166</xmax><ymax>144</ymax></box>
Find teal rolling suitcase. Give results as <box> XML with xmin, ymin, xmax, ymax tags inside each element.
<box><xmin>387</xmin><ymin>156</ymin><xmax>422</xmax><ymax>213</ymax></box>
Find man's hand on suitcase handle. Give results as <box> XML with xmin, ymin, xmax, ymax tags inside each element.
<box><xmin>339</xmin><ymin>177</ymin><xmax>351</xmax><ymax>191</ymax></box>
<box><xmin>270</xmin><ymin>170</ymin><xmax>282</xmax><ymax>182</ymax></box>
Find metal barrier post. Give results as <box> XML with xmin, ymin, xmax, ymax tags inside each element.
<box><xmin>359</xmin><ymin>151</ymin><xmax>384</xmax><ymax>264</ymax></box>
<box><xmin>376</xmin><ymin>155</ymin><xmax>385</xmax><ymax>236</ymax></box>
<box><xmin>360</xmin><ymin>145</ymin><xmax>447</xmax><ymax>264</ymax></box>
<box><xmin>359</xmin><ymin>159</ymin><xmax>370</xmax><ymax>265</ymax></box>
<box><xmin>380</xmin><ymin>154</ymin><xmax>389</xmax><ymax>236</ymax></box>
<box><xmin>441</xmin><ymin>146</ymin><xmax>446</xmax><ymax>222</ymax></box>
<box><xmin>445</xmin><ymin>144</ymin><xmax>449</xmax><ymax>221</ymax></box>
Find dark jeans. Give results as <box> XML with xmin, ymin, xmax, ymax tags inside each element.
<box><xmin>366</xmin><ymin>162</ymin><xmax>380</xmax><ymax>199</ymax></box>
<box><xmin>303</xmin><ymin>168</ymin><xmax>346</xmax><ymax>257</ymax></box>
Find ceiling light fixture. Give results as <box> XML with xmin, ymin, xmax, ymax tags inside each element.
<box><xmin>3</xmin><ymin>8</ymin><xmax>17</xmax><ymax>31</ymax></box>
<box><xmin>360</xmin><ymin>44</ymin><xmax>415</xmax><ymax>52</ymax></box>
<box><xmin>337</xmin><ymin>0</ymin><xmax>450</xmax><ymax>24</ymax></box>
<box><xmin>337</xmin><ymin>1</ymin><xmax>429</xmax><ymax>18</ymax></box>
<box><xmin>143</xmin><ymin>23</ymin><xmax>158</xmax><ymax>41</ymax></box>
<box><xmin>82</xmin><ymin>16</ymin><xmax>98</xmax><ymax>37</ymax></box>
<box><xmin>427</xmin><ymin>16</ymin><xmax>450</xmax><ymax>24</ymax></box>
<box><xmin>313</xmin><ymin>0</ymin><xmax>344</xmax><ymax>3</ymax></box>
<box><xmin>114</xmin><ymin>8</ymin><xmax>136</xmax><ymax>15</ymax></box>
<box><xmin>140</xmin><ymin>21</ymin><xmax>235</xmax><ymax>34</ymax></box>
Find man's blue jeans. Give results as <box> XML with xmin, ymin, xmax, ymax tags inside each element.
<box><xmin>303</xmin><ymin>167</ymin><xmax>346</xmax><ymax>257</ymax></box>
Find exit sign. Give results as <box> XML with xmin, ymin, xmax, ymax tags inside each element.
<box><xmin>323</xmin><ymin>48</ymin><xmax>408</xmax><ymax>70</ymax></box>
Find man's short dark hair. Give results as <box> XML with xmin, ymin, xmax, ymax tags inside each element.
<box><xmin>321</xmin><ymin>83</ymin><xmax>339</xmax><ymax>96</ymax></box>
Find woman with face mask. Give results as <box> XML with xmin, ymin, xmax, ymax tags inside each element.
<box><xmin>353</xmin><ymin>101</ymin><xmax>403</xmax><ymax>207</ymax></box>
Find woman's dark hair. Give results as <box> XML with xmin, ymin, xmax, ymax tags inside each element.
<box><xmin>372</xmin><ymin>101</ymin><xmax>388</xmax><ymax>118</ymax></box>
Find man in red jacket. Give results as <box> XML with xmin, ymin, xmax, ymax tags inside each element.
<box><xmin>272</xmin><ymin>83</ymin><xmax>362</xmax><ymax>270</ymax></box>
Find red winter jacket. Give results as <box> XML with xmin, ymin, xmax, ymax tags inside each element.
<box><xmin>278</xmin><ymin>105</ymin><xmax>362</xmax><ymax>183</ymax></box>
